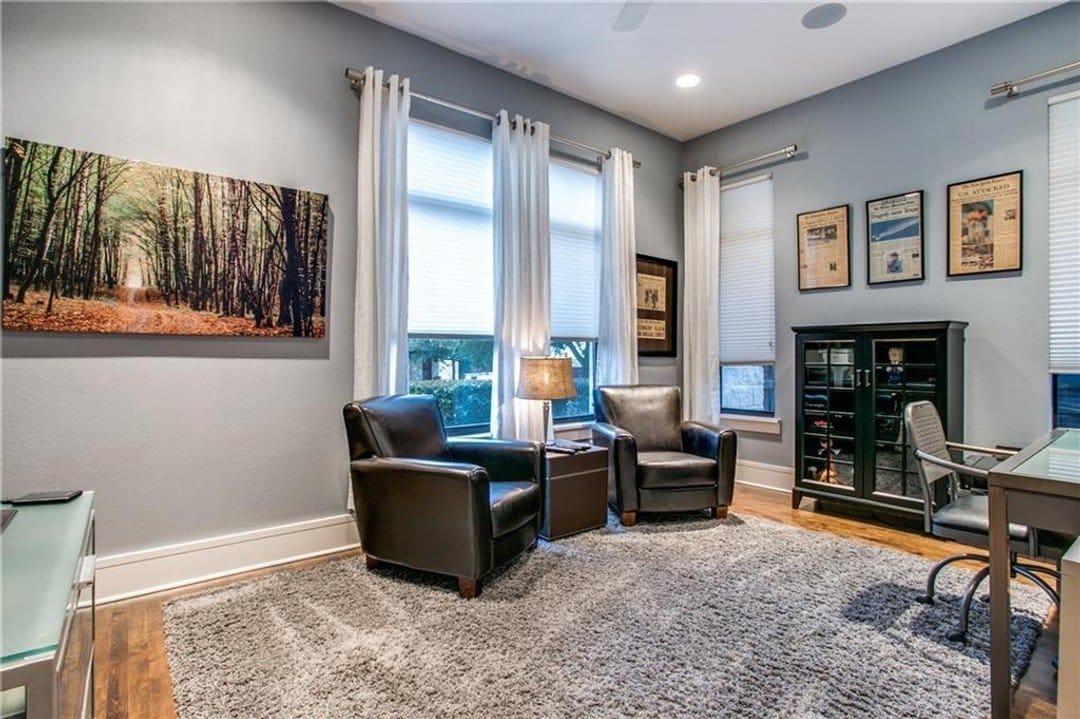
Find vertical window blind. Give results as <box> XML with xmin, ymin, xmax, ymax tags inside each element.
<box><xmin>407</xmin><ymin>121</ymin><xmax>494</xmax><ymax>335</ymax></box>
<box><xmin>1049</xmin><ymin>91</ymin><xmax>1080</xmax><ymax>374</ymax></box>
<box><xmin>719</xmin><ymin>175</ymin><xmax>776</xmax><ymax>365</ymax></box>
<box><xmin>550</xmin><ymin>160</ymin><xmax>601</xmax><ymax>339</ymax></box>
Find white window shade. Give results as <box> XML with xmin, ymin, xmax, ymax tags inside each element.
<box><xmin>550</xmin><ymin>160</ymin><xmax>601</xmax><ymax>338</ymax></box>
<box><xmin>407</xmin><ymin>121</ymin><xmax>494</xmax><ymax>336</ymax></box>
<box><xmin>720</xmin><ymin>175</ymin><xmax>776</xmax><ymax>365</ymax></box>
<box><xmin>1049</xmin><ymin>92</ymin><xmax>1080</xmax><ymax>374</ymax></box>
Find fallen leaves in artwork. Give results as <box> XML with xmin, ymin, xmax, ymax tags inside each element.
<box><xmin>2</xmin><ymin>291</ymin><xmax>326</xmax><ymax>338</ymax></box>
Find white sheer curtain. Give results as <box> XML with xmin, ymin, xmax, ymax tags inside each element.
<box><xmin>354</xmin><ymin>67</ymin><xmax>411</xmax><ymax>399</ymax></box>
<box><xmin>597</xmin><ymin>148</ymin><xmax>639</xmax><ymax>386</ymax></box>
<box><xmin>491</xmin><ymin>111</ymin><xmax>551</xmax><ymax>441</ymax></box>
<box><xmin>681</xmin><ymin>167</ymin><xmax>721</xmax><ymax>421</ymax></box>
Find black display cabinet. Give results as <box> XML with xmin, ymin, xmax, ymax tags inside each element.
<box><xmin>792</xmin><ymin>321</ymin><xmax>967</xmax><ymax>517</ymax></box>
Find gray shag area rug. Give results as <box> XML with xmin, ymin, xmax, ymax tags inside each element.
<box><xmin>164</xmin><ymin>513</ymin><xmax>1050</xmax><ymax>718</ymax></box>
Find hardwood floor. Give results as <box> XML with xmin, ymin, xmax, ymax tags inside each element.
<box><xmin>93</xmin><ymin>486</ymin><xmax>1058</xmax><ymax>718</ymax></box>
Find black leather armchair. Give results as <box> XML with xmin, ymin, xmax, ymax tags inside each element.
<box><xmin>592</xmin><ymin>385</ymin><xmax>737</xmax><ymax>526</ymax></box>
<box><xmin>343</xmin><ymin>395</ymin><xmax>544</xmax><ymax>598</ymax></box>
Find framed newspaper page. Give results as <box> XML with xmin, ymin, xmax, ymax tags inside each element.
<box><xmin>947</xmin><ymin>170</ymin><xmax>1023</xmax><ymax>277</ymax></box>
<box><xmin>797</xmin><ymin>204</ymin><xmax>851</xmax><ymax>291</ymax></box>
<box><xmin>636</xmin><ymin>254</ymin><xmax>677</xmax><ymax>357</ymax></box>
<box><xmin>866</xmin><ymin>190</ymin><xmax>924</xmax><ymax>285</ymax></box>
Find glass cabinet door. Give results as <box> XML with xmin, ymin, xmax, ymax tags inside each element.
<box><xmin>868</xmin><ymin>338</ymin><xmax>939</xmax><ymax>502</ymax></box>
<box><xmin>801</xmin><ymin>340</ymin><xmax>857</xmax><ymax>492</ymax></box>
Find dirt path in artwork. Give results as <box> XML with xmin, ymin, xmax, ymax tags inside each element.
<box><xmin>124</xmin><ymin>286</ymin><xmax>151</xmax><ymax>334</ymax></box>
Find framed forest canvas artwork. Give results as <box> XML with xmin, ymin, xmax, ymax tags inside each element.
<box><xmin>3</xmin><ymin>138</ymin><xmax>329</xmax><ymax>337</ymax></box>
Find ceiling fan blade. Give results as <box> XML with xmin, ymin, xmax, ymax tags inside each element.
<box><xmin>612</xmin><ymin>1</ymin><xmax>651</xmax><ymax>33</ymax></box>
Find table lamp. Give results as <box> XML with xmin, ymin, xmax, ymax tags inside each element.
<box><xmin>516</xmin><ymin>356</ymin><xmax>576</xmax><ymax>443</ymax></box>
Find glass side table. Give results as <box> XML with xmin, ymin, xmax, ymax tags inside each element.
<box><xmin>1</xmin><ymin>492</ymin><xmax>95</xmax><ymax>719</ymax></box>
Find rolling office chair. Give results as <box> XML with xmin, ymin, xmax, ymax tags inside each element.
<box><xmin>904</xmin><ymin>401</ymin><xmax>1060</xmax><ymax>642</ymax></box>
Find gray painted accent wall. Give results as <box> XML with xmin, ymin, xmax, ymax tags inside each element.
<box><xmin>682</xmin><ymin>3</ymin><xmax>1079</xmax><ymax>470</ymax></box>
<box><xmin>1</xmin><ymin>1</ymin><xmax>683</xmax><ymax>554</ymax></box>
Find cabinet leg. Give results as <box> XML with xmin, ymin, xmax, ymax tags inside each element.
<box><xmin>364</xmin><ymin>555</ymin><xmax>380</xmax><ymax>569</ymax></box>
<box><xmin>712</xmin><ymin>506</ymin><xmax>729</xmax><ymax>520</ymax></box>
<box><xmin>620</xmin><ymin>511</ymin><xmax>638</xmax><ymax>527</ymax></box>
<box><xmin>457</xmin><ymin>576</ymin><xmax>481</xmax><ymax>599</ymax></box>
<box><xmin>791</xmin><ymin>491</ymin><xmax>802</xmax><ymax>510</ymax></box>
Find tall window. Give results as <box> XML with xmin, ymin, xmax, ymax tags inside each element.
<box><xmin>719</xmin><ymin>176</ymin><xmax>776</xmax><ymax>415</ymax></box>
<box><xmin>406</xmin><ymin>121</ymin><xmax>494</xmax><ymax>433</ymax></box>
<box><xmin>1049</xmin><ymin>91</ymin><xmax>1079</xmax><ymax>428</ymax></box>
<box><xmin>406</xmin><ymin>123</ymin><xmax>602</xmax><ymax>431</ymax></box>
<box><xmin>550</xmin><ymin>160</ymin><xmax>601</xmax><ymax>421</ymax></box>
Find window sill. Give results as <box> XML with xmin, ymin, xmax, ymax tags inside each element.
<box><xmin>718</xmin><ymin>414</ymin><xmax>781</xmax><ymax>436</ymax></box>
<box><xmin>449</xmin><ymin>420</ymin><xmax>595</xmax><ymax>441</ymax></box>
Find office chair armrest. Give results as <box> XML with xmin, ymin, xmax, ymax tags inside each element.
<box><xmin>447</xmin><ymin>438</ymin><xmax>544</xmax><ymax>484</ymax></box>
<box><xmin>914</xmin><ymin>448</ymin><xmax>989</xmax><ymax>479</ymax></box>
<box><xmin>944</xmin><ymin>441</ymin><xmax>1017</xmax><ymax>458</ymax></box>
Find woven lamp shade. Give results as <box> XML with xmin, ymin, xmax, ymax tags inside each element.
<box><xmin>516</xmin><ymin>356</ymin><xmax>577</xmax><ymax>400</ymax></box>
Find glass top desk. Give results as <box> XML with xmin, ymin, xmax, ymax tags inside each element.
<box><xmin>988</xmin><ymin>430</ymin><xmax>1080</xmax><ymax>719</ymax></box>
<box><xmin>1</xmin><ymin>492</ymin><xmax>96</xmax><ymax>718</ymax></box>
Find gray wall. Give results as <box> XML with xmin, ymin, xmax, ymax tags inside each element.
<box><xmin>683</xmin><ymin>3</ymin><xmax>1080</xmax><ymax>469</ymax></box>
<box><xmin>1</xmin><ymin>1</ymin><xmax>684</xmax><ymax>554</ymax></box>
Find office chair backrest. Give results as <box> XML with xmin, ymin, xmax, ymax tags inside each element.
<box><xmin>904</xmin><ymin>400</ymin><xmax>955</xmax><ymax>532</ymax></box>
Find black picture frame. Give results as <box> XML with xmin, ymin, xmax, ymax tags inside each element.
<box><xmin>865</xmin><ymin>190</ymin><xmax>925</xmax><ymax>285</ymax></box>
<box><xmin>946</xmin><ymin>170</ymin><xmax>1023</xmax><ymax>278</ymax></box>
<box><xmin>797</xmin><ymin>204</ymin><xmax>851</xmax><ymax>291</ymax></box>
<box><xmin>635</xmin><ymin>254</ymin><xmax>677</xmax><ymax>357</ymax></box>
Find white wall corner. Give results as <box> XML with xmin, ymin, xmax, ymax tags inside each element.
<box><xmin>734</xmin><ymin>459</ymin><xmax>794</xmax><ymax>493</ymax></box>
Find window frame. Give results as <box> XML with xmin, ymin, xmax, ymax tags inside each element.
<box><xmin>1052</xmin><ymin>373</ymin><xmax>1080</xmax><ymax>429</ymax></box>
<box><xmin>550</xmin><ymin>337</ymin><xmax>598</xmax><ymax>424</ymax></box>
<box><xmin>719</xmin><ymin>363</ymin><xmax>777</xmax><ymax>417</ymax></box>
<box><xmin>407</xmin><ymin>332</ymin><xmax>494</xmax><ymax>436</ymax></box>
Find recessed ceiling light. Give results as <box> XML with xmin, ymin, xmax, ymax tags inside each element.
<box><xmin>801</xmin><ymin>3</ymin><xmax>847</xmax><ymax>30</ymax></box>
<box><xmin>676</xmin><ymin>74</ymin><xmax>701</xmax><ymax>89</ymax></box>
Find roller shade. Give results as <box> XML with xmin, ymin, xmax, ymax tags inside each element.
<box><xmin>719</xmin><ymin>175</ymin><xmax>776</xmax><ymax>365</ymax></box>
<box><xmin>550</xmin><ymin>160</ymin><xmax>601</xmax><ymax>339</ymax></box>
<box><xmin>407</xmin><ymin>121</ymin><xmax>494</xmax><ymax>335</ymax></box>
<box><xmin>1049</xmin><ymin>91</ymin><xmax>1080</xmax><ymax>374</ymax></box>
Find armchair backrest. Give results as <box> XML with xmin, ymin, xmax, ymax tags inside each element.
<box><xmin>594</xmin><ymin>385</ymin><xmax>683</xmax><ymax>451</ymax></box>
<box><xmin>343</xmin><ymin>395</ymin><xmax>451</xmax><ymax>461</ymax></box>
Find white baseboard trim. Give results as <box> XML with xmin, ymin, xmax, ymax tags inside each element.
<box><xmin>95</xmin><ymin>460</ymin><xmax>792</xmax><ymax>603</ymax></box>
<box><xmin>735</xmin><ymin>459</ymin><xmax>794</xmax><ymax>493</ymax></box>
<box><xmin>95</xmin><ymin>513</ymin><xmax>360</xmax><ymax>604</ymax></box>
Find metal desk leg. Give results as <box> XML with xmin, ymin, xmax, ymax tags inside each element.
<box><xmin>989</xmin><ymin>485</ymin><xmax>1012</xmax><ymax>719</ymax></box>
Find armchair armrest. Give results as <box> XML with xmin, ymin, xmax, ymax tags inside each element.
<box><xmin>592</xmin><ymin>422</ymin><xmax>638</xmax><ymax>512</ymax></box>
<box><xmin>447</xmin><ymin>438</ymin><xmax>544</xmax><ymax>484</ymax></box>
<box><xmin>349</xmin><ymin>457</ymin><xmax>493</xmax><ymax>579</ymax></box>
<box><xmin>681</xmin><ymin>421</ymin><xmax>738</xmax><ymax>507</ymax></box>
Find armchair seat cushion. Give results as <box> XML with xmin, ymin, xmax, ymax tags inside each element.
<box><xmin>490</xmin><ymin>481</ymin><xmax>541</xmax><ymax>538</ymax></box>
<box><xmin>932</xmin><ymin>493</ymin><xmax>1029</xmax><ymax>541</ymax></box>
<box><xmin>637</xmin><ymin>451</ymin><xmax>717</xmax><ymax>490</ymax></box>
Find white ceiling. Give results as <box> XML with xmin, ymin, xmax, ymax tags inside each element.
<box><xmin>342</xmin><ymin>1</ymin><xmax>1057</xmax><ymax>141</ymax></box>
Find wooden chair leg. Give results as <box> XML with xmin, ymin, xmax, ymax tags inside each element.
<box><xmin>620</xmin><ymin>511</ymin><xmax>638</xmax><ymax>527</ymax></box>
<box><xmin>364</xmin><ymin>555</ymin><xmax>380</xmax><ymax>569</ymax></box>
<box><xmin>457</xmin><ymin>576</ymin><xmax>481</xmax><ymax>599</ymax></box>
<box><xmin>712</xmin><ymin>506</ymin><xmax>729</xmax><ymax>520</ymax></box>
